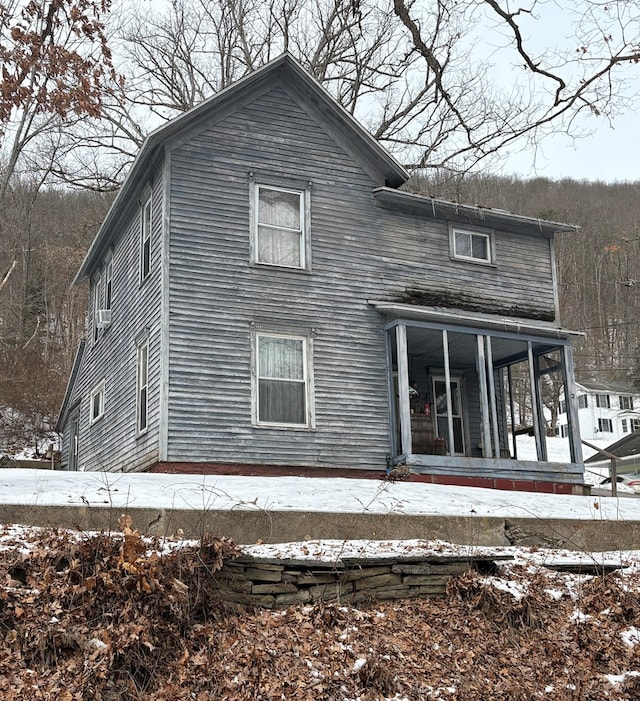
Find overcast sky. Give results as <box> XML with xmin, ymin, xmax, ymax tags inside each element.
<box><xmin>498</xmin><ymin>110</ymin><xmax>640</xmax><ymax>183</ymax></box>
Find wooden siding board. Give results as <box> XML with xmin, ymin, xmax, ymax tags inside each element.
<box><xmin>165</xmin><ymin>86</ymin><xmax>559</xmax><ymax>471</ymax></box>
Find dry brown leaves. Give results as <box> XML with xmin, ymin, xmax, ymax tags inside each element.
<box><xmin>1</xmin><ymin>525</ymin><xmax>640</xmax><ymax>700</ymax></box>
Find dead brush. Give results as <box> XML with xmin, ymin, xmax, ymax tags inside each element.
<box><xmin>448</xmin><ymin>569</ymin><xmax>555</xmax><ymax>633</ymax></box>
<box><xmin>355</xmin><ymin>656</ymin><xmax>397</xmax><ymax>698</ymax></box>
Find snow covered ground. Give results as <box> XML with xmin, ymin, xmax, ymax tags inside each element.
<box><xmin>1</xmin><ymin>462</ymin><xmax>640</xmax><ymax>522</ymax></box>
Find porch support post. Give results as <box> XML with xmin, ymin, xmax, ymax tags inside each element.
<box><xmin>507</xmin><ymin>365</ymin><xmax>518</xmax><ymax>459</ymax></box>
<box><xmin>442</xmin><ymin>329</ymin><xmax>455</xmax><ymax>456</ymax></box>
<box><xmin>385</xmin><ymin>328</ymin><xmax>398</xmax><ymax>460</ymax></box>
<box><xmin>527</xmin><ymin>342</ymin><xmax>544</xmax><ymax>461</ymax></box>
<box><xmin>485</xmin><ymin>336</ymin><xmax>501</xmax><ymax>458</ymax></box>
<box><xmin>476</xmin><ymin>334</ymin><xmax>492</xmax><ymax>458</ymax></box>
<box><xmin>561</xmin><ymin>343</ymin><xmax>584</xmax><ymax>464</ymax></box>
<box><xmin>395</xmin><ymin>323</ymin><xmax>412</xmax><ymax>458</ymax></box>
<box><xmin>533</xmin><ymin>351</ymin><xmax>548</xmax><ymax>461</ymax></box>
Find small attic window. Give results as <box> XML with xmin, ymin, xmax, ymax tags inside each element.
<box><xmin>450</xmin><ymin>225</ymin><xmax>494</xmax><ymax>265</ymax></box>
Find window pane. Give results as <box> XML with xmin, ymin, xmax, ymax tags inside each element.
<box><xmin>454</xmin><ymin>232</ymin><xmax>471</xmax><ymax>257</ymax></box>
<box><xmin>139</xmin><ymin>387</ymin><xmax>147</xmax><ymax>431</ymax></box>
<box><xmin>259</xmin><ymin>188</ymin><xmax>300</xmax><ymax>229</ymax></box>
<box><xmin>259</xmin><ymin>379</ymin><xmax>306</xmax><ymax>424</ymax></box>
<box><xmin>258</xmin><ymin>225</ymin><xmax>300</xmax><ymax>266</ymax></box>
<box><xmin>259</xmin><ymin>337</ymin><xmax>303</xmax><ymax>379</ymax></box>
<box><xmin>471</xmin><ymin>234</ymin><xmax>489</xmax><ymax>260</ymax></box>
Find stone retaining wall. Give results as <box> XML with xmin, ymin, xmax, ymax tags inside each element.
<box><xmin>214</xmin><ymin>554</ymin><xmax>512</xmax><ymax>608</ymax></box>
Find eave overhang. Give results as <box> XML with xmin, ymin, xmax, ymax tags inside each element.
<box><xmin>55</xmin><ymin>339</ymin><xmax>86</xmax><ymax>431</ymax></box>
<box><xmin>372</xmin><ymin>188</ymin><xmax>579</xmax><ymax>238</ymax></box>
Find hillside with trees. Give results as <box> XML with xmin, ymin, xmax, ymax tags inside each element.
<box><xmin>1</xmin><ymin>0</ymin><xmax>640</xmax><ymax>453</ymax></box>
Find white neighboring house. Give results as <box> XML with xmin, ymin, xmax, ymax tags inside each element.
<box><xmin>558</xmin><ymin>381</ymin><xmax>640</xmax><ymax>443</ymax></box>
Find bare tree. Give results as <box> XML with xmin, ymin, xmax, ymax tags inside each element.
<box><xmin>393</xmin><ymin>0</ymin><xmax>640</xmax><ymax>171</ymax></box>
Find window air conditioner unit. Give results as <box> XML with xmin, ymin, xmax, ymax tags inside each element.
<box><xmin>97</xmin><ymin>309</ymin><xmax>112</xmax><ymax>327</ymax></box>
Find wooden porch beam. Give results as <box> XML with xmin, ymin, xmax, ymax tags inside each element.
<box><xmin>528</xmin><ymin>341</ymin><xmax>544</xmax><ymax>461</ymax></box>
<box><xmin>395</xmin><ymin>323</ymin><xmax>413</xmax><ymax>457</ymax></box>
<box><xmin>485</xmin><ymin>336</ymin><xmax>501</xmax><ymax>458</ymax></box>
<box><xmin>476</xmin><ymin>334</ymin><xmax>493</xmax><ymax>458</ymax></box>
<box><xmin>442</xmin><ymin>329</ymin><xmax>456</xmax><ymax>457</ymax></box>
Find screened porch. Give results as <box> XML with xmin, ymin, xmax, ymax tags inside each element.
<box><xmin>373</xmin><ymin>302</ymin><xmax>586</xmax><ymax>487</ymax></box>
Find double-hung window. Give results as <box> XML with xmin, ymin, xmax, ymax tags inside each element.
<box><xmin>595</xmin><ymin>393</ymin><xmax>610</xmax><ymax>408</ymax></box>
<box><xmin>140</xmin><ymin>196</ymin><xmax>152</xmax><ymax>282</ymax></box>
<box><xmin>450</xmin><ymin>226</ymin><xmax>493</xmax><ymax>264</ymax></box>
<box><xmin>89</xmin><ymin>381</ymin><xmax>105</xmax><ymax>425</ymax></box>
<box><xmin>255</xmin><ymin>185</ymin><xmax>305</xmax><ymax>268</ymax></box>
<box><xmin>256</xmin><ymin>333</ymin><xmax>310</xmax><ymax>426</ymax></box>
<box><xmin>620</xmin><ymin>395</ymin><xmax>634</xmax><ymax>410</ymax></box>
<box><xmin>136</xmin><ymin>337</ymin><xmax>149</xmax><ymax>434</ymax></box>
<box><xmin>598</xmin><ymin>418</ymin><xmax>613</xmax><ymax>433</ymax></box>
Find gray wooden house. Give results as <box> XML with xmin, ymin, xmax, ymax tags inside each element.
<box><xmin>57</xmin><ymin>54</ymin><xmax>586</xmax><ymax>493</ymax></box>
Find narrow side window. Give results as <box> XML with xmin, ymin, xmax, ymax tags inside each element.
<box><xmin>136</xmin><ymin>337</ymin><xmax>149</xmax><ymax>434</ymax></box>
<box><xmin>140</xmin><ymin>197</ymin><xmax>152</xmax><ymax>282</ymax></box>
<box><xmin>92</xmin><ymin>275</ymin><xmax>103</xmax><ymax>343</ymax></box>
<box><xmin>89</xmin><ymin>381</ymin><xmax>105</xmax><ymax>425</ymax></box>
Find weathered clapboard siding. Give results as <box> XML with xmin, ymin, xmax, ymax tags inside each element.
<box><xmin>69</xmin><ymin>167</ymin><xmax>165</xmax><ymax>473</ymax></box>
<box><xmin>163</xmin><ymin>83</ymin><xmax>557</xmax><ymax>469</ymax></box>
<box><xmin>167</xmin><ymin>87</ymin><xmax>390</xmax><ymax>466</ymax></box>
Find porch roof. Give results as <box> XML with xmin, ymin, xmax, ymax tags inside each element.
<box><xmin>369</xmin><ymin>301</ymin><xmax>584</xmax><ymax>341</ymax></box>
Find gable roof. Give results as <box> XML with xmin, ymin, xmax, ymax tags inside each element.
<box><xmin>74</xmin><ymin>54</ymin><xmax>409</xmax><ymax>284</ymax></box>
<box><xmin>577</xmin><ymin>380</ymin><xmax>640</xmax><ymax>395</ymax></box>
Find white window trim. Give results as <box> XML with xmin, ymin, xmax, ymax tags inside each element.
<box><xmin>89</xmin><ymin>380</ymin><xmax>105</xmax><ymax>425</ymax></box>
<box><xmin>253</xmin><ymin>331</ymin><xmax>314</xmax><ymax>428</ymax></box>
<box><xmin>251</xmin><ymin>183</ymin><xmax>310</xmax><ymax>270</ymax></box>
<box><xmin>595</xmin><ymin>393</ymin><xmax>610</xmax><ymax>409</ymax></box>
<box><xmin>449</xmin><ymin>224</ymin><xmax>495</xmax><ymax>265</ymax></box>
<box><xmin>136</xmin><ymin>336</ymin><xmax>149</xmax><ymax>436</ymax></box>
<box><xmin>140</xmin><ymin>195</ymin><xmax>152</xmax><ymax>283</ymax></box>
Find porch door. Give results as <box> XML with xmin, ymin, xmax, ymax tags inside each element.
<box><xmin>432</xmin><ymin>376</ymin><xmax>465</xmax><ymax>455</ymax></box>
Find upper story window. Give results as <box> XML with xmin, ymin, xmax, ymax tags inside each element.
<box><xmin>559</xmin><ymin>399</ymin><xmax>566</xmax><ymax>414</ymax></box>
<box><xmin>595</xmin><ymin>393</ymin><xmax>610</xmax><ymax>408</ymax></box>
<box><xmin>140</xmin><ymin>196</ymin><xmax>152</xmax><ymax>282</ymax></box>
<box><xmin>256</xmin><ymin>332</ymin><xmax>311</xmax><ymax>427</ymax></box>
<box><xmin>254</xmin><ymin>184</ymin><xmax>306</xmax><ymax>269</ymax></box>
<box><xmin>578</xmin><ymin>394</ymin><xmax>588</xmax><ymax>409</ymax></box>
<box><xmin>620</xmin><ymin>395</ymin><xmax>634</xmax><ymax>410</ymax></box>
<box><xmin>450</xmin><ymin>225</ymin><xmax>494</xmax><ymax>264</ymax></box>
<box><xmin>92</xmin><ymin>274</ymin><xmax>103</xmax><ymax>343</ymax></box>
<box><xmin>89</xmin><ymin>380</ymin><xmax>105</xmax><ymax>425</ymax></box>
<box><xmin>92</xmin><ymin>255</ymin><xmax>113</xmax><ymax>343</ymax></box>
<box><xmin>105</xmin><ymin>258</ymin><xmax>113</xmax><ymax>310</ymax></box>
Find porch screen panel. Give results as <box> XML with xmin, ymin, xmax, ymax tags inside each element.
<box><xmin>257</xmin><ymin>187</ymin><xmax>302</xmax><ymax>267</ymax></box>
<box><xmin>258</xmin><ymin>335</ymin><xmax>306</xmax><ymax>425</ymax></box>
